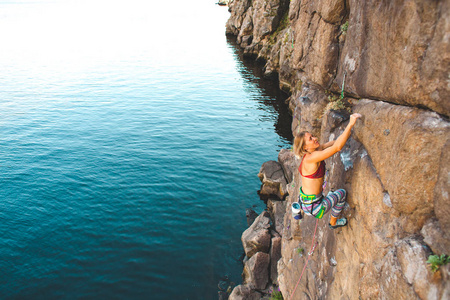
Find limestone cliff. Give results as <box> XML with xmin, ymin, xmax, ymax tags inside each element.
<box><xmin>226</xmin><ymin>0</ymin><xmax>449</xmax><ymax>299</ymax></box>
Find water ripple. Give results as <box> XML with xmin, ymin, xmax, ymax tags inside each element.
<box><xmin>0</xmin><ymin>1</ymin><xmax>292</xmax><ymax>299</ymax></box>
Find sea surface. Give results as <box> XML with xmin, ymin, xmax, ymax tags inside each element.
<box><xmin>0</xmin><ymin>0</ymin><xmax>292</xmax><ymax>299</ymax></box>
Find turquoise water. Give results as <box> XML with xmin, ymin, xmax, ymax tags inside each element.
<box><xmin>0</xmin><ymin>0</ymin><xmax>292</xmax><ymax>299</ymax></box>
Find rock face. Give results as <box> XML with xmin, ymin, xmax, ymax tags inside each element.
<box><xmin>258</xmin><ymin>160</ymin><xmax>288</xmax><ymax>200</ymax></box>
<box><xmin>277</xmin><ymin>148</ymin><xmax>296</xmax><ymax>183</ymax></box>
<box><xmin>227</xmin><ymin>0</ymin><xmax>450</xmax><ymax>117</ymax></box>
<box><xmin>269</xmin><ymin>236</ymin><xmax>282</xmax><ymax>284</ymax></box>
<box><xmin>226</xmin><ymin>0</ymin><xmax>290</xmax><ymax>55</ymax></box>
<box><xmin>227</xmin><ymin>0</ymin><xmax>450</xmax><ymax>299</ymax></box>
<box><xmin>242</xmin><ymin>211</ymin><xmax>271</xmax><ymax>258</ymax></box>
<box><xmin>229</xmin><ymin>284</ymin><xmax>261</xmax><ymax>300</ymax></box>
<box><xmin>353</xmin><ymin>99</ymin><xmax>449</xmax><ymax>233</ymax></box>
<box><xmin>243</xmin><ymin>252</ymin><xmax>270</xmax><ymax>290</ymax></box>
<box><xmin>338</xmin><ymin>0</ymin><xmax>450</xmax><ymax>116</ymax></box>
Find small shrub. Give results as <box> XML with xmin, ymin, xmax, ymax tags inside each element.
<box><xmin>268</xmin><ymin>11</ymin><xmax>290</xmax><ymax>45</ymax></box>
<box><xmin>270</xmin><ymin>290</ymin><xmax>283</xmax><ymax>300</ymax></box>
<box><xmin>327</xmin><ymin>94</ymin><xmax>350</xmax><ymax>111</ymax></box>
<box><xmin>320</xmin><ymin>93</ymin><xmax>351</xmax><ymax>119</ymax></box>
<box><xmin>328</xmin><ymin>94</ymin><xmax>338</xmax><ymax>102</ymax></box>
<box><xmin>278</xmin><ymin>12</ymin><xmax>290</xmax><ymax>31</ymax></box>
<box><xmin>427</xmin><ymin>254</ymin><xmax>449</xmax><ymax>272</ymax></box>
<box><xmin>325</xmin><ymin>99</ymin><xmax>346</xmax><ymax>111</ymax></box>
<box><xmin>296</xmin><ymin>247</ymin><xmax>304</xmax><ymax>255</ymax></box>
<box><xmin>341</xmin><ymin>21</ymin><xmax>349</xmax><ymax>33</ymax></box>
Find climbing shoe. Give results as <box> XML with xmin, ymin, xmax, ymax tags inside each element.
<box><xmin>329</xmin><ymin>218</ymin><xmax>347</xmax><ymax>229</ymax></box>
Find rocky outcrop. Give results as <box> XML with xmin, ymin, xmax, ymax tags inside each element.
<box><xmin>337</xmin><ymin>0</ymin><xmax>450</xmax><ymax>116</ymax></box>
<box><xmin>243</xmin><ymin>252</ymin><xmax>270</xmax><ymax>289</ymax></box>
<box><xmin>269</xmin><ymin>236</ymin><xmax>282</xmax><ymax>284</ymax></box>
<box><xmin>242</xmin><ymin>211</ymin><xmax>272</xmax><ymax>258</ymax></box>
<box><xmin>277</xmin><ymin>148</ymin><xmax>296</xmax><ymax>183</ymax></box>
<box><xmin>227</xmin><ymin>0</ymin><xmax>450</xmax><ymax>117</ymax></box>
<box><xmin>258</xmin><ymin>160</ymin><xmax>288</xmax><ymax>200</ymax></box>
<box><xmin>267</xmin><ymin>198</ymin><xmax>286</xmax><ymax>235</ymax></box>
<box><xmin>231</xmin><ymin>151</ymin><xmax>295</xmax><ymax>298</ymax></box>
<box><xmin>226</xmin><ymin>0</ymin><xmax>290</xmax><ymax>56</ymax></box>
<box><xmin>352</xmin><ymin>99</ymin><xmax>449</xmax><ymax>233</ymax></box>
<box><xmin>229</xmin><ymin>284</ymin><xmax>261</xmax><ymax>300</ymax></box>
<box><xmin>227</xmin><ymin>0</ymin><xmax>449</xmax><ymax>299</ymax></box>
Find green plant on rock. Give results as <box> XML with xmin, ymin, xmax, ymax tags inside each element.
<box><xmin>268</xmin><ymin>286</ymin><xmax>283</xmax><ymax>300</ymax></box>
<box><xmin>325</xmin><ymin>98</ymin><xmax>346</xmax><ymax>111</ymax></box>
<box><xmin>268</xmin><ymin>8</ymin><xmax>278</xmax><ymax>17</ymax></box>
<box><xmin>270</xmin><ymin>290</ymin><xmax>283</xmax><ymax>300</ymax></box>
<box><xmin>296</xmin><ymin>247</ymin><xmax>304</xmax><ymax>255</ymax></box>
<box><xmin>427</xmin><ymin>254</ymin><xmax>449</xmax><ymax>272</ymax></box>
<box><xmin>268</xmin><ymin>11</ymin><xmax>290</xmax><ymax>45</ymax></box>
<box><xmin>278</xmin><ymin>11</ymin><xmax>290</xmax><ymax>30</ymax></box>
<box><xmin>321</xmin><ymin>93</ymin><xmax>351</xmax><ymax>118</ymax></box>
<box><xmin>284</xmin><ymin>32</ymin><xmax>289</xmax><ymax>44</ymax></box>
<box><xmin>328</xmin><ymin>94</ymin><xmax>339</xmax><ymax>102</ymax></box>
<box><xmin>341</xmin><ymin>21</ymin><xmax>349</xmax><ymax>33</ymax></box>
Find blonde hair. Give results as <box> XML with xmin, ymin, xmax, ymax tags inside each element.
<box><xmin>293</xmin><ymin>131</ymin><xmax>308</xmax><ymax>158</ymax></box>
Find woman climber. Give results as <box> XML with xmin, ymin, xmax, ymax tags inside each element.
<box><xmin>293</xmin><ymin>113</ymin><xmax>362</xmax><ymax>229</ymax></box>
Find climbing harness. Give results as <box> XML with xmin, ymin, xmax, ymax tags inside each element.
<box><xmin>308</xmin><ymin>204</ymin><xmax>325</xmax><ymax>219</ymax></box>
<box><xmin>289</xmin><ymin>218</ymin><xmax>319</xmax><ymax>300</ymax></box>
<box><xmin>298</xmin><ymin>189</ymin><xmax>325</xmax><ymax>219</ymax></box>
<box><xmin>299</xmin><ymin>188</ymin><xmax>321</xmax><ymax>205</ymax></box>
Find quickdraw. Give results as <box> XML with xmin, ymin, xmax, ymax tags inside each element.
<box><xmin>308</xmin><ymin>242</ymin><xmax>318</xmax><ymax>256</ymax></box>
<box><xmin>340</xmin><ymin>71</ymin><xmax>346</xmax><ymax>99</ymax></box>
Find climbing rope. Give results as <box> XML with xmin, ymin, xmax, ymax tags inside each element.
<box><xmin>289</xmin><ymin>218</ymin><xmax>319</xmax><ymax>300</ymax></box>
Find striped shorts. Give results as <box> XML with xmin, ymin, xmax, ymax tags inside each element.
<box><xmin>301</xmin><ymin>189</ymin><xmax>346</xmax><ymax>218</ymax></box>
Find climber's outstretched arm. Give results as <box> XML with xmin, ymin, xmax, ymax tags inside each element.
<box><xmin>305</xmin><ymin>113</ymin><xmax>362</xmax><ymax>163</ymax></box>
<box><xmin>320</xmin><ymin>140</ymin><xmax>335</xmax><ymax>150</ymax></box>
